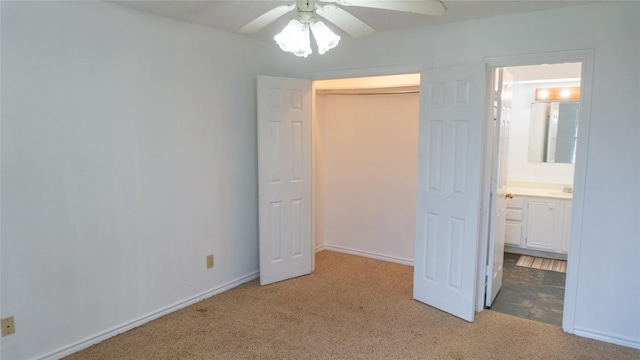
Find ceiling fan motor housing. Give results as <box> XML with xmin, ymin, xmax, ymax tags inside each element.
<box><xmin>296</xmin><ymin>0</ymin><xmax>317</xmax><ymax>25</ymax></box>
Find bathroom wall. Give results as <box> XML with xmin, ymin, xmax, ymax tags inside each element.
<box><xmin>508</xmin><ymin>80</ymin><xmax>580</xmax><ymax>185</ymax></box>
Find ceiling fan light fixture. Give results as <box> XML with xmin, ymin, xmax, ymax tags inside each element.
<box><xmin>310</xmin><ymin>20</ymin><xmax>340</xmax><ymax>55</ymax></box>
<box><xmin>274</xmin><ymin>19</ymin><xmax>312</xmax><ymax>58</ymax></box>
<box><xmin>244</xmin><ymin>0</ymin><xmax>448</xmax><ymax>57</ymax></box>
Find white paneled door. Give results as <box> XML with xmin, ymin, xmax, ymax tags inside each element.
<box><xmin>486</xmin><ymin>68</ymin><xmax>513</xmax><ymax>307</ymax></box>
<box><xmin>413</xmin><ymin>65</ymin><xmax>484</xmax><ymax>322</ymax></box>
<box><xmin>257</xmin><ymin>76</ymin><xmax>312</xmax><ymax>285</ymax></box>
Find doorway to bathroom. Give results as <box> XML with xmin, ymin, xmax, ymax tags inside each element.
<box><xmin>483</xmin><ymin>60</ymin><xmax>585</xmax><ymax>326</ymax></box>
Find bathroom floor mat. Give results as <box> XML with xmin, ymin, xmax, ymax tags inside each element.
<box><xmin>516</xmin><ymin>255</ymin><xmax>567</xmax><ymax>273</ymax></box>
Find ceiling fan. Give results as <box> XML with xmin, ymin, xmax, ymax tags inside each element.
<box><xmin>237</xmin><ymin>0</ymin><xmax>447</xmax><ymax>57</ymax></box>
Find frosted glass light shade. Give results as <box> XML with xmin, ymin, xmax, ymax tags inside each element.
<box><xmin>274</xmin><ymin>19</ymin><xmax>312</xmax><ymax>58</ymax></box>
<box><xmin>310</xmin><ymin>21</ymin><xmax>340</xmax><ymax>55</ymax></box>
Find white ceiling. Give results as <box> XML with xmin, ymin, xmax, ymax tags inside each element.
<box><xmin>109</xmin><ymin>0</ymin><xmax>603</xmax><ymax>42</ymax></box>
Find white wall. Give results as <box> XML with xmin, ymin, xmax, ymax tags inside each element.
<box><xmin>0</xmin><ymin>2</ymin><xmax>301</xmax><ymax>359</ymax></box>
<box><xmin>306</xmin><ymin>2</ymin><xmax>640</xmax><ymax>349</ymax></box>
<box><xmin>508</xmin><ymin>81</ymin><xmax>579</xmax><ymax>185</ymax></box>
<box><xmin>314</xmin><ymin>93</ymin><xmax>419</xmax><ymax>262</ymax></box>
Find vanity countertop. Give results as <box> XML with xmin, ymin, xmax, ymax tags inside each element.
<box><xmin>507</xmin><ymin>182</ymin><xmax>573</xmax><ymax>199</ymax></box>
<box><xmin>508</xmin><ymin>187</ymin><xmax>573</xmax><ymax>199</ymax></box>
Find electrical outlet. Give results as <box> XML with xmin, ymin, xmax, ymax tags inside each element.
<box><xmin>206</xmin><ymin>254</ymin><xmax>214</xmax><ymax>269</ymax></box>
<box><xmin>2</xmin><ymin>316</ymin><xmax>15</xmax><ymax>337</ymax></box>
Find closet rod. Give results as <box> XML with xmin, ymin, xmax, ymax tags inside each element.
<box><xmin>315</xmin><ymin>89</ymin><xmax>420</xmax><ymax>96</ymax></box>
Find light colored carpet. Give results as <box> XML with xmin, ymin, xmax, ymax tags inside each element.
<box><xmin>66</xmin><ymin>251</ymin><xmax>638</xmax><ymax>359</ymax></box>
<box><xmin>516</xmin><ymin>255</ymin><xmax>567</xmax><ymax>273</ymax></box>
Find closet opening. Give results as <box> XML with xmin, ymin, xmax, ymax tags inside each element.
<box><xmin>312</xmin><ymin>74</ymin><xmax>420</xmax><ymax>265</ymax></box>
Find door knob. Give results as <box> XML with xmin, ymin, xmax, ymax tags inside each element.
<box><xmin>505</xmin><ymin>193</ymin><xmax>514</xmax><ymax>199</ymax></box>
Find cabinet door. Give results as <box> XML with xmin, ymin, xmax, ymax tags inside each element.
<box><xmin>561</xmin><ymin>202</ymin><xmax>572</xmax><ymax>253</ymax></box>
<box><xmin>526</xmin><ymin>199</ymin><xmax>558</xmax><ymax>251</ymax></box>
<box><xmin>505</xmin><ymin>222</ymin><xmax>522</xmax><ymax>246</ymax></box>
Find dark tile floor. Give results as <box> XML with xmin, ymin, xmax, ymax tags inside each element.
<box><xmin>489</xmin><ymin>253</ymin><xmax>566</xmax><ymax>325</ymax></box>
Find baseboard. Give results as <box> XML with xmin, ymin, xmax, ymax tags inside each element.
<box><xmin>315</xmin><ymin>244</ymin><xmax>328</xmax><ymax>253</ymax></box>
<box><xmin>317</xmin><ymin>244</ymin><xmax>414</xmax><ymax>266</ymax></box>
<box><xmin>572</xmin><ymin>327</ymin><xmax>640</xmax><ymax>350</ymax></box>
<box><xmin>41</xmin><ymin>271</ymin><xmax>259</xmax><ymax>360</ymax></box>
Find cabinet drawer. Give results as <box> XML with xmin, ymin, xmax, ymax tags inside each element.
<box><xmin>506</xmin><ymin>209</ymin><xmax>523</xmax><ymax>221</ymax></box>
<box><xmin>506</xmin><ymin>197</ymin><xmax>524</xmax><ymax>209</ymax></box>
<box><xmin>505</xmin><ymin>223</ymin><xmax>522</xmax><ymax>246</ymax></box>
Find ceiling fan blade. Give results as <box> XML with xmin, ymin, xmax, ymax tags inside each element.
<box><xmin>333</xmin><ymin>0</ymin><xmax>446</xmax><ymax>16</ymax></box>
<box><xmin>316</xmin><ymin>5</ymin><xmax>375</xmax><ymax>38</ymax></box>
<box><xmin>237</xmin><ymin>3</ymin><xmax>296</xmax><ymax>34</ymax></box>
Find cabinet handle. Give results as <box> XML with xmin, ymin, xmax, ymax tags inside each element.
<box><xmin>505</xmin><ymin>193</ymin><xmax>514</xmax><ymax>199</ymax></box>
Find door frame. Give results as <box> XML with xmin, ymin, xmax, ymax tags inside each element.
<box><xmin>476</xmin><ymin>50</ymin><xmax>595</xmax><ymax>334</ymax></box>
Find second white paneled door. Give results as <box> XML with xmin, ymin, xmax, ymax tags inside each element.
<box><xmin>257</xmin><ymin>76</ymin><xmax>312</xmax><ymax>285</ymax></box>
<box><xmin>413</xmin><ymin>65</ymin><xmax>484</xmax><ymax>322</ymax></box>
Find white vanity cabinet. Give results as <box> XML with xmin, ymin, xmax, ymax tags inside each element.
<box><xmin>526</xmin><ymin>199</ymin><xmax>560</xmax><ymax>251</ymax></box>
<box><xmin>504</xmin><ymin>194</ymin><xmax>572</xmax><ymax>254</ymax></box>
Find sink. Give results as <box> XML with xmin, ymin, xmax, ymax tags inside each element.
<box><xmin>548</xmin><ymin>191</ymin><xmax>573</xmax><ymax>198</ymax></box>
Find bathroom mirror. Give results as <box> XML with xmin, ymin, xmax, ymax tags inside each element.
<box><xmin>528</xmin><ymin>101</ymin><xmax>579</xmax><ymax>164</ymax></box>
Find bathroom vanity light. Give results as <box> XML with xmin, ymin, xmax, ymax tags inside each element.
<box><xmin>274</xmin><ymin>15</ymin><xmax>340</xmax><ymax>57</ymax></box>
<box><xmin>535</xmin><ymin>87</ymin><xmax>580</xmax><ymax>101</ymax></box>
